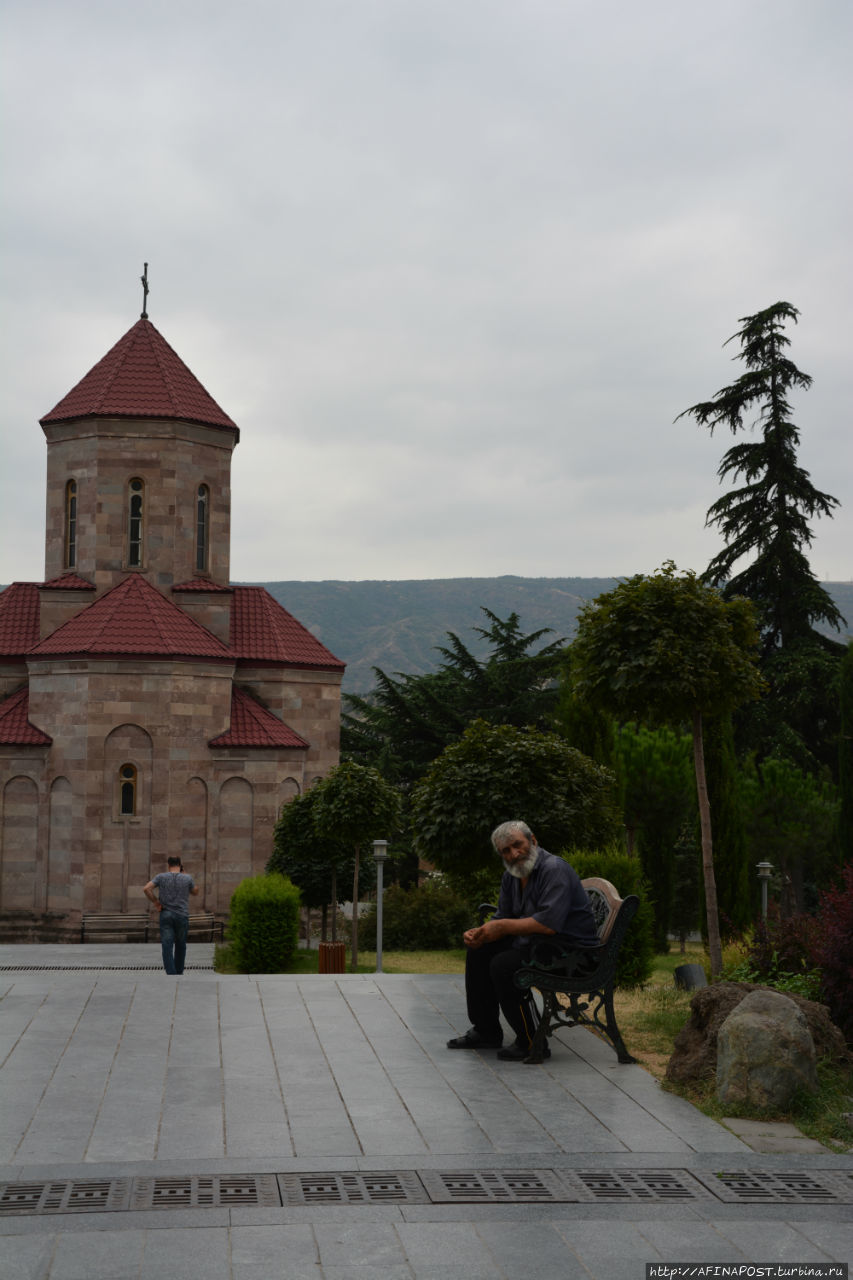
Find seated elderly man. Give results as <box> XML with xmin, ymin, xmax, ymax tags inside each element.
<box><xmin>447</xmin><ymin>820</ymin><xmax>599</xmax><ymax>1061</ymax></box>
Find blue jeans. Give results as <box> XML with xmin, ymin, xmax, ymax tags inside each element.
<box><xmin>160</xmin><ymin>910</ymin><xmax>189</xmax><ymax>974</ymax></box>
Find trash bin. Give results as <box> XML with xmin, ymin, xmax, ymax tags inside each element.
<box><xmin>318</xmin><ymin>941</ymin><xmax>346</xmax><ymax>973</ymax></box>
<box><xmin>674</xmin><ymin>962</ymin><xmax>707</xmax><ymax>991</ymax></box>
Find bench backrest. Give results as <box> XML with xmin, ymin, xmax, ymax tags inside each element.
<box><xmin>581</xmin><ymin>877</ymin><xmax>625</xmax><ymax>947</ymax></box>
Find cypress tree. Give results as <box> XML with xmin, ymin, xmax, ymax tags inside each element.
<box><xmin>839</xmin><ymin>642</ymin><xmax>853</xmax><ymax>860</ymax></box>
<box><xmin>701</xmin><ymin>714</ymin><xmax>751</xmax><ymax>934</ymax></box>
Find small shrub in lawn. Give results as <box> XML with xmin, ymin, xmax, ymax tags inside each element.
<box><xmin>812</xmin><ymin>862</ymin><xmax>853</xmax><ymax>1044</ymax></box>
<box><xmin>721</xmin><ymin>915</ymin><xmax>824</xmax><ymax>1002</ymax></box>
<box><xmin>567</xmin><ymin>845</ymin><xmax>655</xmax><ymax>989</ymax></box>
<box><xmin>746</xmin><ymin>908</ymin><xmax>820</xmax><ymax>978</ymax></box>
<box><xmin>228</xmin><ymin>873</ymin><xmax>301</xmax><ymax>972</ymax></box>
<box><xmin>360</xmin><ymin>879</ymin><xmax>473</xmax><ymax>951</ymax></box>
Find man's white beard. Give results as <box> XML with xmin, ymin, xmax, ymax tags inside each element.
<box><xmin>504</xmin><ymin>848</ymin><xmax>539</xmax><ymax>879</ymax></box>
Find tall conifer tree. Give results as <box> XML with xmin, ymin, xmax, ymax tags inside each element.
<box><xmin>679</xmin><ymin>302</ymin><xmax>846</xmax><ymax>772</ymax></box>
<box><xmin>679</xmin><ymin>302</ymin><xmax>841</xmax><ymax>648</ymax></box>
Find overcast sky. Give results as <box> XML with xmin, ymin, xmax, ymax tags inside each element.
<box><xmin>2</xmin><ymin>0</ymin><xmax>851</xmax><ymax>590</ymax></box>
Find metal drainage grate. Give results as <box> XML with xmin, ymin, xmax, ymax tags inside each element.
<box><xmin>0</xmin><ymin>1179</ymin><xmax>132</xmax><ymax>1215</ymax></box>
<box><xmin>2</xmin><ymin>1167</ymin><xmax>851</xmax><ymax>1216</ymax></box>
<box><xmin>0</xmin><ymin>965</ymin><xmax>213</xmax><ymax>972</ymax></box>
<box><xmin>420</xmin><ymin>1169</ymin><xmax>567</xmax><ymax>1203</ymax></box>
<box><xmin>692</xmin><ymin>1169</ymin><xmax>853</xmax><ymax>1205</ymax></box>
<box><xmin>279</xmin><ymin>1171</ymin><xmax>428</xmax><ymax>1205</ymax></box>
<box><xmin>561</xmin><ymin>1169</ymin><xmax>714</xmax><ymax>1202</ymax></box>
<box><xmin>131</xmin><ymin>1175</ymin><xmax>279</xmax><ymax>1211</ymax></box>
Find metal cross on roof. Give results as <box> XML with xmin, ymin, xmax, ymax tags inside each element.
<box><xmin>140</xmin><ymin>262</ymin><xmax>150</xmax><ymax>319</ymax></box>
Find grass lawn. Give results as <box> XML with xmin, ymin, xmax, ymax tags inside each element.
<box><xmin>214</xmin><ymin>942</ymin><xmax>467</xmax><ymax>976</ymax></box>
<box><xmin>611</xmin><ymin>944</ymin><xmax>853</xmax><ymax>1153</ymax></box>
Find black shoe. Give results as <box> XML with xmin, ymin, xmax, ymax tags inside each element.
<box><xmin>447</xmin><ymin>1027</ymin><xmax>503</xmax><ymax>1050</ymax></box>
<box><xmin>497</xmin><ymin>1040</ymin><xmax>551</xmax><ymax>1062</ymax></box>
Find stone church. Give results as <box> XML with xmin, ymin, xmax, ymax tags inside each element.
<box><xmin>0</xmin><ymin>311</ymin><xmax>344</xmax><ymax>933</ymax></box>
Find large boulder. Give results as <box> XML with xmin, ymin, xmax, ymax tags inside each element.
<box><xmin>665</xmin><ymin>981</ymin><xmax>850</xmax><ymax>1085</ymax></box>
<box><xmin>715</xmin><ymin>989</ymin><xmax>818</xmax><ymax>1109</ymax></box>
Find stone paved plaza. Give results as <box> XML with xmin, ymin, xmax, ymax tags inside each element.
<box><xmin>0</xmin><ymin>945</ymin><xmax>850</xmax><ymax>1279</ymax></box>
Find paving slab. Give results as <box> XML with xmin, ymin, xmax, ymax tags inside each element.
<box><xmin>0</xmin><ymin>947</ymin><xmax>850</xmax><ymax>1280</ymax></box>
<box><xmin>721</xmin><ymin>1116</ymin><xmax>831</xmax><ymax>1153</ymax></box>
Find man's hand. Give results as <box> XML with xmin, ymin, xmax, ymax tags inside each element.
<box><xmin>463</xmin><ymin>916</ymin><xmax>555</xmax><ymax>949</ymax></box>
<box><xmin>463</xmin><ymin>920</ymin><xmax>505</xmax><ymax>949</ymax></box>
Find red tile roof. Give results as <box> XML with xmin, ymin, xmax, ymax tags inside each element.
<box><xmin>30</xmin><ymin>574</ymin><xmax>232</xmax><ymax>660</ymax></box>
<box><xmin>209</xmin><ymin>685</ymin><xmax>309</xmax><ymax>748</ymax></box>
<box><xmin>172</xmin><ymin>579</ymin><xmax>234</xmax><ymax>593</ymax></box>
<box><xmin>0</xmin><ymin>687</ymin><xmax>51</xmax><ymax>745</ymax></box>
<box><xmin>230</xmin><ymin>587</ymin><xmax>345</xmax><ymax>670</ymax></box>
<box><xmin>40</xmin><ymin>318</ymin><xmax>238</xmax><ymax>435</ymax></box>
<box><xmin>0</xmin><ymin>583</ymin><xmax>41</xmax><ymax>656</ymax></box>
<box><xmin>40</xmin><ymin>573</ymin><xmax>95</xmax><ymax>590</ymax></box>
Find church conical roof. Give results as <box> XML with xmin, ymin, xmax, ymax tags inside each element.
<box><xmin>40</xmin><ymin>318</ymin><xmax>238</xmax><ymax>434</ymax></box>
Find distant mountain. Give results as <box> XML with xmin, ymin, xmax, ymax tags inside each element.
<box><xmin>251</xmin><ymin>576</ymin><xmax>853</xmax><ymax>694</ymax></box>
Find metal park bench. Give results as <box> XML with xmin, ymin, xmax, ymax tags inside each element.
<box><xmin>81</xmin><ymin>912</ymin><xmax>224</xmax><ymax>943</ymax></box>
<box><xmin>481</xmin><ymin>876</ymin><xmax>639</xmax><ymax>1065</ymax></box>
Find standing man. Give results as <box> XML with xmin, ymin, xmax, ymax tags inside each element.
<box><xmin>144</xmin><ymin>856</ymin><xmax>200</xmax><ymax>975</ymax></box>
<box><xmin>447</xmin><ymin>820</ymin><xmax>599</xmax><ymax>1061</ymax></box>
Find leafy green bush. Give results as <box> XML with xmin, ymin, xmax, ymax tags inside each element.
<box><xmin>567</xmin><ymin>846</ymin><xmax>655</xmax><ymax>989</ymax></box>
<box><xmin>720</xmin><ymin>957</ymin><xmax>823</xmax><ymax>1002</ymax></box>
<box><xmin>745</xmin><ymin>908</ymin><xmax>820</xmax><ymax>978</ymax></box>
<box><xmin>228</xmin><ymin>873</ymin><xmax>301</xmax><ymax>972</ymax></box>
<box><xmin>813</xmin><ymin>862</ymin><xmax>853</xmax><ymax>1043</ymax></box>
<box><xmin>360</xmin><ymin>878</ymin><xmax>474</xmax><ymax>951</ymax></box>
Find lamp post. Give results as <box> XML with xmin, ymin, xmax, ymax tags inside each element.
<box><xmin>372</xmin><ymin>840</ymin><xmax>388</xmax><ymax>973</ymax></box>
<box><xmin>756</xmin><ymin>861</ymin><xmax>773</xmax><ymax>919</ymax></box>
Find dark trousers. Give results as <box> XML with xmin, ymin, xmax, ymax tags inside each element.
<box><xmin>160</xmin><ymin>910</ymin><xmax>189</xmax><ymax>975</ymax></box>
<box><xmin>465</xmin><ymin>936</ymin><xmax>596</xmax><ymax>1047</ymax></box>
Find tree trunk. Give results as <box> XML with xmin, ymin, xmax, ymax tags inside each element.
<box><xmin>692</xmin><ymin>708</ymin><xmax>722</xmax><ymax>977</ymax></box>
<box><xmin>350</xmin><ymin>846</ymin><xmax>360</xmax><ymax>972</ymax></box>
<box><xmin>330</xmin><ymin>868</ymin><xmax>337</xmax><ymax>942</ymax></box>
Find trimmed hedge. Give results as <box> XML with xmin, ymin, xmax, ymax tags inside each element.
<box><xmin>228</xmin><ymin>873</ymin><xmax>301</xmax><ymax>972</ymax></box>
<box><xmin>360</xmin><ymin>879</ymin><xmax>473</xmax><ymax>951</ymax></box>
<box><xmin>567</xmin><ymin>846</ymin><xmax>655</xmax><ymax>989</ymax></box>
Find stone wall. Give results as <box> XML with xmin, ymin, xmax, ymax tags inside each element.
<box><xmin>1</xmin><ymin>651</ymin><xmax>342</xmax><ymax>923</ymax></box>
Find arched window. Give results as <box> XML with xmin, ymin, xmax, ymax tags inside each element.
<box><xmin>127</xmin><ymin>478</ymin><xmax>144</xmax><ymax>567</ymax></box>
<box><xmin>65</xmin><ymin>480</ymin><xmax>77</xmax><ymax>569</ymax></box>
<box><xmin>119</xmin><ymin>763</ymin><xmax>137</xmax><ymax>816</ymax></box>
<box><xmin>196</xmin><ymin>484</ymin><xmax>209</xmax><ymax>573</ymax></box>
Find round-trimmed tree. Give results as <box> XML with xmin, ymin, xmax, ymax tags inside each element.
<box><xmin>570</xmin><ymin>562</ymin><xmax>763</xmax><ymax>976</ymax></box>
<box><xmin>311</xmin><ymin>762</ymin><xmax>402</xmax><ymax>971</ymax></box>
<box><xmin>411</xmin><ymin>719</ymin><xmax>619</xmax><ymax>885</ymax></box>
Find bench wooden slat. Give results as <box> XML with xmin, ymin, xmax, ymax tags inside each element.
<box><xmin>81</xmin><ymin>913</ymin><xmax>223</xmax><ymax>943</ymax></box>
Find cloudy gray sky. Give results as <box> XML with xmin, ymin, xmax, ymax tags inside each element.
<box><xmin>2</xmin><ymin>0</ymin><xmax>851</xmax><ymax>589</ymax></box>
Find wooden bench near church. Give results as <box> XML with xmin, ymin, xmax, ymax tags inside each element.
<box><xmin>80</xmin><ymin>913</ymin><xmax>224</xmax><ymax>944</ymax></box>
<box><xmin>480</xmin><ymin>876</ymin><xmax>639</xmax><ymax>1065</ymax></box>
